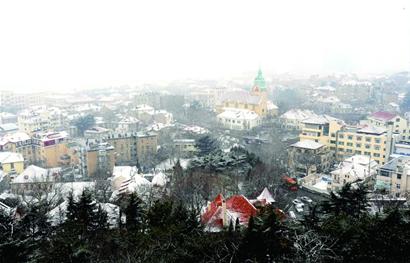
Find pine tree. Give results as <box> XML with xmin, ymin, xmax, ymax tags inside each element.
<box><xmin>125</xmin><ymin>193</ymin><xmax>143</xmax><ymax>231</ymax></box>
<box><xmin>195</xmin><ymin>135</ymin><xmax>218</xmax><ymax>156</ymax></box>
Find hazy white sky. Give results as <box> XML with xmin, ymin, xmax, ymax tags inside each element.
<box><xmin>0</xmin><ymin>0</ymin><xmax>409</xmax><ymax>92</ymax></box>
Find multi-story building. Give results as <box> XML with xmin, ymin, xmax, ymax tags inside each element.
<box><xmin>279</xmin><ymin>109</ymin><xmax>329</xmax><ymax>131</ymax></box>
<box><xmin>32</xmin><ymin>131</ymin><xmax>70</xmax><ymax>168</ymax></box>
<box><xmin>17</xmin><ymin>106</ymin><xmax>66</xmax><ymax>134</ymax></box>
<box><xmin>0</xmin><ymin>131</ymin><xmax>70</xmax><ymax>168</ymax></box>
<box><xmin>136</xmin><ymin>132</ymin><xmax>158</xmax><ymax>166</ymax></box>
<box><xmin>376</xmin><ymin>156</ymin><xmax>410</xmax><ymax>197</ymax></box>
<box><xmin>86</xmin><ymin>142</ymin><xmax>116</xmax><ymax>178</ymax></box>
<box><xmin>116</xmin><ymin>117</ymin><xmax>140</xmax><ymax>133</ymax></box>
<box><xmin>0</xmin><ymin>90</ymin><xmax>43</xmax><ymax>111</ymax></box>
<box><xmin>366</xmin><ymin>111</ymin><xmax>407</xmax><ymax>134</ymax></box>
<box><xmin>107</xmin><ymin>132</ymin><xmax>136</xmax><ymax>165</ymax></box>
<box><xmin>330</xmin><ymin>155</ymin><xmax>378</xmax><ymax>191</ymax></box>
<box><xmin>300</xmin><ymin>119</ymin><xmax>393</xmax><ymax>165</ymax></box>
<box><xmin>0</xmin><ymin>132</ymin><xmax>35</xmax><ymax>164</ymax></box>
<box><xmin>288</xmin><ymin>140</ymin><xmax>333</xmax><ymax>178</ymax></box>
<box><xmin>84</xmin><ymin>126</ymin><xmax>111</xmax><ymax>141</ymax></box>
<box><xmin>173</xmin><ymin>139</ymin><xmax>197</xmax><ymax>157</ymax></box>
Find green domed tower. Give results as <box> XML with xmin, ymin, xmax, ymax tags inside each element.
<box><xmin>252</xmin><ymin>68</ymin><xmax>266</xmax><ymax>92</ymax></box>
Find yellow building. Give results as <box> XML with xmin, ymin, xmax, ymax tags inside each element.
<box><xmin>32</xmin><ymin>131</ymin><xmax>70</xmax><ymax>168</ymax></box>
<box><xmin>0</xmin><ymin>152</ymin><xmax>24</xmax><ymax>174</ymax></box>
<box><xmin>136</xmin><ymin>132</ymin><xmax>158</xmax><ymax>165</ymax></box>
<box><xmin>216</xmin><ymin>69</ymin><xmax>268</xmax><ymax>117</ymax></box>
<box><xmin>107</xmin><ymin>133</ymin><xmax>135</xmax><ymax>165</ymax></box>
<box><xmin>300</xmin><ymin>119</ymin><xmax>393</xmax><ymax>165</ymax></box>
<box><xmin>86</xmin><ymin>142</ymin><xmax>116</xmax><ymax>178</ymax></box>
<box><xmin>0</xmin><ymin>132</ymin><xmax>36</xmax><ymax>164</ymax></box>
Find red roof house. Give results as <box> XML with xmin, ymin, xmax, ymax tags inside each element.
<box><xmin>201</xmin><ymin>194</ymin><xmax>258</xmax><ymax>231</ymax></box>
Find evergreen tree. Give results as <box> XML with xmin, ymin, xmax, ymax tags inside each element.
<box><xmin>124</xmin><ymin>193</ymin><xmax>144</xmax><ymax>231</ymax></box>
<box><xmin>195</xmin><ymin>135</ymin><xmax>218</xmax><ymax>156</ymax></box>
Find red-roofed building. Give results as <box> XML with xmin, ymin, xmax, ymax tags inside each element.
<box><xmin>201</xmin><ymin>188</ymin><xmax>278</xmax><ymax>231</ymax></box>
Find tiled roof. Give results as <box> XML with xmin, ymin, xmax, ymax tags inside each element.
<box><xmin>218</xmin><ymin>90</ymin><xmax>262</xmax><ymax>105</ymax></box>
<box><xmin>370</xmin><ymin>111</ymin><xmax>396</xmax><ymax>121</ymax></box>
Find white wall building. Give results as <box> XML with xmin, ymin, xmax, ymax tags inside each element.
<box><xmin>331</xmin><ymin>155</ymin><xmax>378</xmax><ymax>191</ymax></box>
<box><xmin>217</xmin><ymin>108</ymin><xmax>261</xmax><ymax>130</ymax></box>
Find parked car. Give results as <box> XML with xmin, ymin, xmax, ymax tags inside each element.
<box><xmin>301</xmin><ymin>196</ymin><xmax>313</xmax><ymax>203</ymax></box>
<box><xmin>289</xmin><ymin>211</ymin><xmax>296</xmax><ymax>219</ymax></box>
<box><xmin>295</xmin><ymin>204</ymin><xmax>304</xmax><ymax>213</ymax></box>
<box><xmin>292</xmin><ymin>199</ymin><xmax>304</xmax><ymax>206</ymax></box>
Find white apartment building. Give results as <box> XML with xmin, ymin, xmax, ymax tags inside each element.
<box><xmin>376</xmin><ymin>156</ymin><xmax>410</xmax><ymax>197</ymax></box>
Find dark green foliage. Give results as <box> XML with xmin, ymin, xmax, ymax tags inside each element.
<box><xmin>1</xmin><ymin>183</ymin><xmax>410</xmax><ymax>262</ymax></box>
<box><xmin>195</xmin><ymin>134</ymin><xmax>218</xmax><ymax>156</ymax></box>
<box><xmin>72</xmin><ymin>114</ymin><xmax>95</xmax><ymax>136</ymax></box>
<box><xmin>124</xmin><ymin>193</ymin><xmax>144</xmax><ymax>231</ymax></box>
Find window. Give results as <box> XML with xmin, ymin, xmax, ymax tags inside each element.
<box><xmin>339</xmin><ymin>134</ymin><xmax>344</xmax><ymax>139</ymax></box>
<box><xmin>330</xmin><ymin>140</ymin><xmax>336</xmax><ymax>144</ymax></box>
<box><xmin>396</xmin><ymin>118</ymin><xmax>400</xmax><ymax>122</ymax></box>
<box><xmin>331</xmin><ymin>133</ymin><xmax>336</xmax><ymax>137</ymax></box>
<box><xmin>355</xmin><ymin>150</ymin><xmax>362</xmax><ymax>154</ymax></box>
<box><xmin>356</xmin><ymin>143</ymin><xmax>362</xmax><ymax>148</ymax></box>
<box><xmin>373</xmin><ymin>153</ymin><xmax>380</xmax><ymax>157</ymax></box>
<box><xmin>364</xmin><ymin>151</ymin><xmax>371</xmax><ymax>156</ymax></box>
<box><xmin>365</xmin><ymin>137</ymin><xmax>371</xmax><ymax>142</ymax></box>
<box><xmin>397</xmin><ymin>173</ymin><xmax>402</xmax><ymax>179</ymax></box>
<box><xmin>365</xmin><ymin>144</ymin><xmax>371</xmax><ymax>149</ymax></box>
<box><xmin>348</xmin><ymin>135</ymin><xmax>353</xmax><ymax>140</ymax></box>
<box><xmin>374</xmin><ymin>145</ymin><xmax>380</xmax><ymax>150</ymax></box>
<box><xmin>347</xmin><ymin>142</ymin><xmax>353</xmax><ymax>147</ymax></box>
<box><xmin>396</xmin><ymin>184</ymin><xmax>400</xmax><ymax>189</ymax></box>
<box><xmin>375</xmin><ymin>138</ymin><xmax>381</xmax><ymax>144</ymax></box>
<box><xmin>338</xmin><ymin>141</ymin><xmax>344</xmax><ymax>145</ymax></box>
<box><xmin>356</xmin><ymin>136</ymin><xmax>362</xmax><ymax>141</ymax></box>
<box><xmin>346</xmin><ymin>149</ymin><xmax>353</xmax><ymax>153</ymax></box>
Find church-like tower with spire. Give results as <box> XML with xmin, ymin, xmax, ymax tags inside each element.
<box><xmin>216</xmin><ymin>69</ymin><xmax>269</xmax><ymax>117</ymax></box>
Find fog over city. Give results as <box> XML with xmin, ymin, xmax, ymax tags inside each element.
<box><xmin>0</xmin><ymin>0</ymin><xmax>409</xmax><ymax>92</ymax></box>
<box><xmin>1</xmin><ymin>1</ymin><xmax>410</xmax><ymax>263</ymax></box>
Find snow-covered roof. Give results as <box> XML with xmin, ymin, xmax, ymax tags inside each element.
<box><xmin>256</xmin><ymin>187</ymin><xmax>275</xmax><ymax>204</ymax></box>
<box><xmin>290</xmin><ymin>140</ymin><xmax>324</xmax><ymax>150</ymax></box>
<box><xmin>218</xmin><ymin>90</ymin><xmax>262</xmax><ymax>105</ymax></box>
<box><xmin>280</xmin><ymin>109</ymin><xmax>316</xmax><ymax>121</ymax></box>
<box><xmin>0</xmin><ymin>152</ymin><xmax>24</xmax><ymax>164</ymax></box>
<box><xmin>267</xmin><ymin>101</ymin><xmax>278</xmax><ymax>110</ymax></box>
<box><xmin>217</xmin><ymin>108</ymin><xmax>260</xmax><ymax>121</ymax></box>
<box><xmin>331</xmin><ymin>155</ymin><xmax>378</xmax><ymax>180</ymax></box>
<box><xmin>12</xmin><ymin>165</ymin><xmax>60</xmax><ymax>184</ymax></box>
<box><xmin>0</xmin><ymin>132</ymin><xmax>30</xmax><ymax>146</ymax></box>
<box><xmin>357</xmin><ymin>125</ymin><xmax>387</xmax><ymax>135</ymax></box>
<box><xmin>0</xmin><ymin>123</ymin><xmax>18</xmax><ymax>132</ymax></box>
<box><xmin>152</xmin><ymin>172</ymin><xmax>167</xmax><ymax>187</ymax></box>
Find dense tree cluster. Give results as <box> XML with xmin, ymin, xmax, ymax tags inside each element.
<box><xmin>71</xmin><ymin>114</ymin><xmax>95</xmax><ymax>136</ymax></box>
<box><xmin>0</xmin><ymin>184</ymin><xmax>409</xmax><ymax>262</ymax></box>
